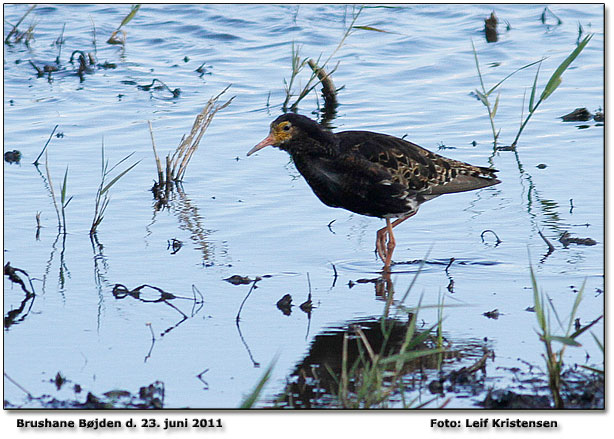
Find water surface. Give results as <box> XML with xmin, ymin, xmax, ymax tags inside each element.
<box><xmin>3</xmin><ymin>4</ymin><xmax>604</xmax><ymax>408</ymax></box>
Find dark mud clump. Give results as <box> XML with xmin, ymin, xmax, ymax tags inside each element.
<box><xmin>480</xmin><ymin>367</ymin><xmax>604</xmax><ymax>409</ymax></box>
<box><xmin>4</xmin><ymin>374</ymin><xmax>165</xmax><ymax>409</ymax></box>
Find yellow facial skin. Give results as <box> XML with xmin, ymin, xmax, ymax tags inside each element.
<box><xmin>270</xmin><ymin>120</ymin><xmax>294</xmax><ymax>144</ymax></box>
<box><xmin>247</xmin><ymin>120</ymin><xmax>296</xmax><ymax>156</ymax></box>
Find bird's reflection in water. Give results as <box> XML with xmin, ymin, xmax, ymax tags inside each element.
<box><xmin>274</xmin><ymin>316</ymin><xmax>442</xmax><ymax>408</ymax></box>
<box><xmin>273</xmin><ymin>310</ymin><xmax>490</xmax><ymax>408</ymax></box>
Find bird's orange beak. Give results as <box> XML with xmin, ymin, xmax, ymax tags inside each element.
<box><xmin>247</xmin><ymin>132</ymin><xmax>275</xmax><ymax>156</ymax></box>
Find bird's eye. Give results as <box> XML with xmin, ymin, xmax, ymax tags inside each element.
<box><xmin>282</xmin><ymin>124</ymin><xmax>291</xmax><ymax>131</ymax></box>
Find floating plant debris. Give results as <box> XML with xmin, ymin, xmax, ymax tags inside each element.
<box><xmin>276</xmin><ymin>294</ymin><xmax>293</xmax><ymax>315</ymax></box>
<box><xmin>4</xmin><ymin>150</ymin><xmax>22</xmax><ymax>163</ymax></box>
<box><xmin>484</xmin><ymin>11</ymin><xmax>498</xmax><ymax>43</ymax></box>
<box><xmin>561</xmin><ymin>107</ymin><xmax>592</xmax><ymax>121</ymax></box>
<box><xmin>224</xmin><ymin>275</ymin><xmax>253</xmax><ymax>285</ymax></box>
<box><xmin>559</xmin><ymin>231</ymin><xmax>597</xmax><ymax>248</ymax></box>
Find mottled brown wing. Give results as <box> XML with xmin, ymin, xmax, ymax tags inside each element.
<box><xmin>336</xmin><ymin>131</ymin><xmax>500</xmax><ymax>196</ymax></box>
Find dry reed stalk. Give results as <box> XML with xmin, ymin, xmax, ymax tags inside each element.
<box><xmin>173</xmin><ymin>86</ymin><xmax>234</xmax><ymax>181</ymax></box>
<box><xmin>149</xmin><ymin>85</ymin><xmax>234</xmax><ymax>197</ymax></box>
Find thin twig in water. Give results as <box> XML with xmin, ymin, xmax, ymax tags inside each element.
<box><xmin>4</xmin><ymin>372</ymin><xmax>34</xmax><ymax>399</ymax></box>
<box><xmin>33</xmin><ymin>125</ymin><xmax>58</xmax><ymax>166</ymax></box>
<box><xmin>480</xmin><ymin>229</ymin><xmax>502</xmax><ymax>246</ymax></box>
<box><xmin>236</xmin><ymin>277</ymin><xmax>261</xmax><ymax>323</ymax></box>
<box><xmin>537</xmin><ymin>228</ymin><xmax>555</xmax><ymax>253</ymax></box>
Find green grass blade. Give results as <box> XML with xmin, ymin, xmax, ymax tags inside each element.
<box><xmin>569</xmin><ymin>315</ymin><xmax>603</xmax><ymax>340</ymax></box>
<box><xmin>379</xmin><ymin>348</ymin><xmax>445</xmax><ymax>365</ymax></box>
<box><xmin>529</xmin><ymin>61</ymin><xmax>543</xmax><ymax>112</ymax></box>
<box><xmin>529</xmin><ymin>262</ymin><xmax>546</xmax><ymax>332</ymax></box>
<box><xmin>61</xmin><ymin>166</ymin><xmax>69</xmax><ymax>205</ymax></box>
<box><xmin>541</xmin><ymin>34</ymin><xmax>592</xmax><ymax>101</ymax></box>
<box><xmin>397</xmin><ymin>247</ymin><xmax>431</xmax><ymax>307</ymax></box>
<box><xmin>590</xmin><ymin>331</ymin><xmax>604</xmax><ymax>354</ymax></box>
<box><xmin>486</xmin><ymin>58</ymin><xmax>544</xmax><ymax>96</ymax></box>
<box><xmin>547</xmin><ymin>335</ymin><xmax>581</xmax><ymax>347</ymax></box>
<box><xmin>541</xmin><ymin>77</ymin><xmax>562</xmax><ymax>101</ymax></box>
<box><xmin>239</xmin><ymin>357</ymin><xmax>277</xmax><ymax>408</ymax></box>
<box><xmin>471</xmin><ymin>40</ymin><xmax>486</xmax><ymax>94</ymax></box>
<box><xmin>566</xmin><ymin>279</ymin><xmax>585</xmax><ymax>335</ymax></box>
<box><xmin>107</xmin><ymin>151</ymin><xmax>136</xmax><ymax>175</ymax></box>
<box><xmin>492</xmin><ymin>92</ymin><xmax>500</xmax><ymax>118</ymax></box>
<box><xmin>119</xmin><ymin>4</ymin><xmax>141</xmax><ymax>29</ymax></box>
<box><xmin>101</xmin><ymin>160</ymin><xmax>140</xmax><ymax>195</ymax></box>
<box><xmin>546</xmin><ymin>293</ymin><xmax>566</xmax><ymax>333</ymax></box>
<box><xmin>352</xmin><ymin>25</ymin><xmax>389</xmax><ymax>33</ymax></box>
<box><xmin>475</xmin><ymin>89</ymin><xmax>488</xmax><ymax>107</ymax></box>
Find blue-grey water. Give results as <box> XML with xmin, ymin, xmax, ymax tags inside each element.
<box><xmin>3</xmin><ymin>4</ymin><xmax>603</xmax><ymax>408</ymax></box>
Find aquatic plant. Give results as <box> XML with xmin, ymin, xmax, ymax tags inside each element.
<box><xmin>239</xmin><ymin>357</ymin><xmax>278</xmax><ymax>409</ymax></box>
<box><xmin>107</xmin><ymin>4</ymin><xmax>141</xmax><ymax>45</ymax></box>
<box><xmin>150</xmin><ymin>86</ymin><xmax>233</xmax><ymax>205</ymax></box>
<box><xmin>529</xmin><ymin>261</ymin><xmax>602</xmax><ymax>408</ymax></box>
<box><xmin>282</xmin><ymin>6</ymin><xmax>387</xmax><ymax>117</ymax></box>
<box><xmin>472</xmin><ymin>34</ymin><xmax>592</xmax><ymax>148</ymax></box>
<box><xmin>90</xmin><ymin>141</ymin><xmax>140</xmax><ymax>235</ymax></box>
<box><xmin>4</xmin><ymin>4</ymin><xmax>37</xmax><ymax>46</ymax></box>
<box><xmin>43</xmin><ymin>153</ymin><xmax>72</xmax><ymax>234</ymax></box>
<box><xmin>322</xmin><ymin>296</ymin><xmax>446</xmax><ymax>409</ymax></box>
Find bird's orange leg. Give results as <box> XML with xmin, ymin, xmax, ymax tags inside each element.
<box><xmin>376</xmin><ymin>222</ymin><xmax>389</xmax><ymax>262</ymax></box>
<box><xmin>383</xmin><ymin>219</ymin><xmax>396</xmax><ymax>269</ymax></box>
<box><xmin>375</xmin><ymin>213</ymin><xmax>416</xmax><ymax>269</ymax></box>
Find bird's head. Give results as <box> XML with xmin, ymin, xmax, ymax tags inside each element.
<box><xmin>247</xmin><ymin>113</ymin><xmax>335</xmax><ymax>156</ymax></box>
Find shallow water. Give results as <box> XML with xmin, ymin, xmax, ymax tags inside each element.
<box><xmin>3</xmin><ymin>4</ymin><xmax>604</xmax><ymax>408</ymax></box>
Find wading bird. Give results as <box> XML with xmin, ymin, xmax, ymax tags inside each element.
<box><xmin>248</xmin><ymin>114</ymin><xmax>500</xmax><ymax>270</ymax></box>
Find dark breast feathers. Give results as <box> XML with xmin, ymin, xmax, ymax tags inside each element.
<box><xmin>291</xmin><ymin>131</ymin><xmax>499</xmax><ymax>218</ymax></box>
